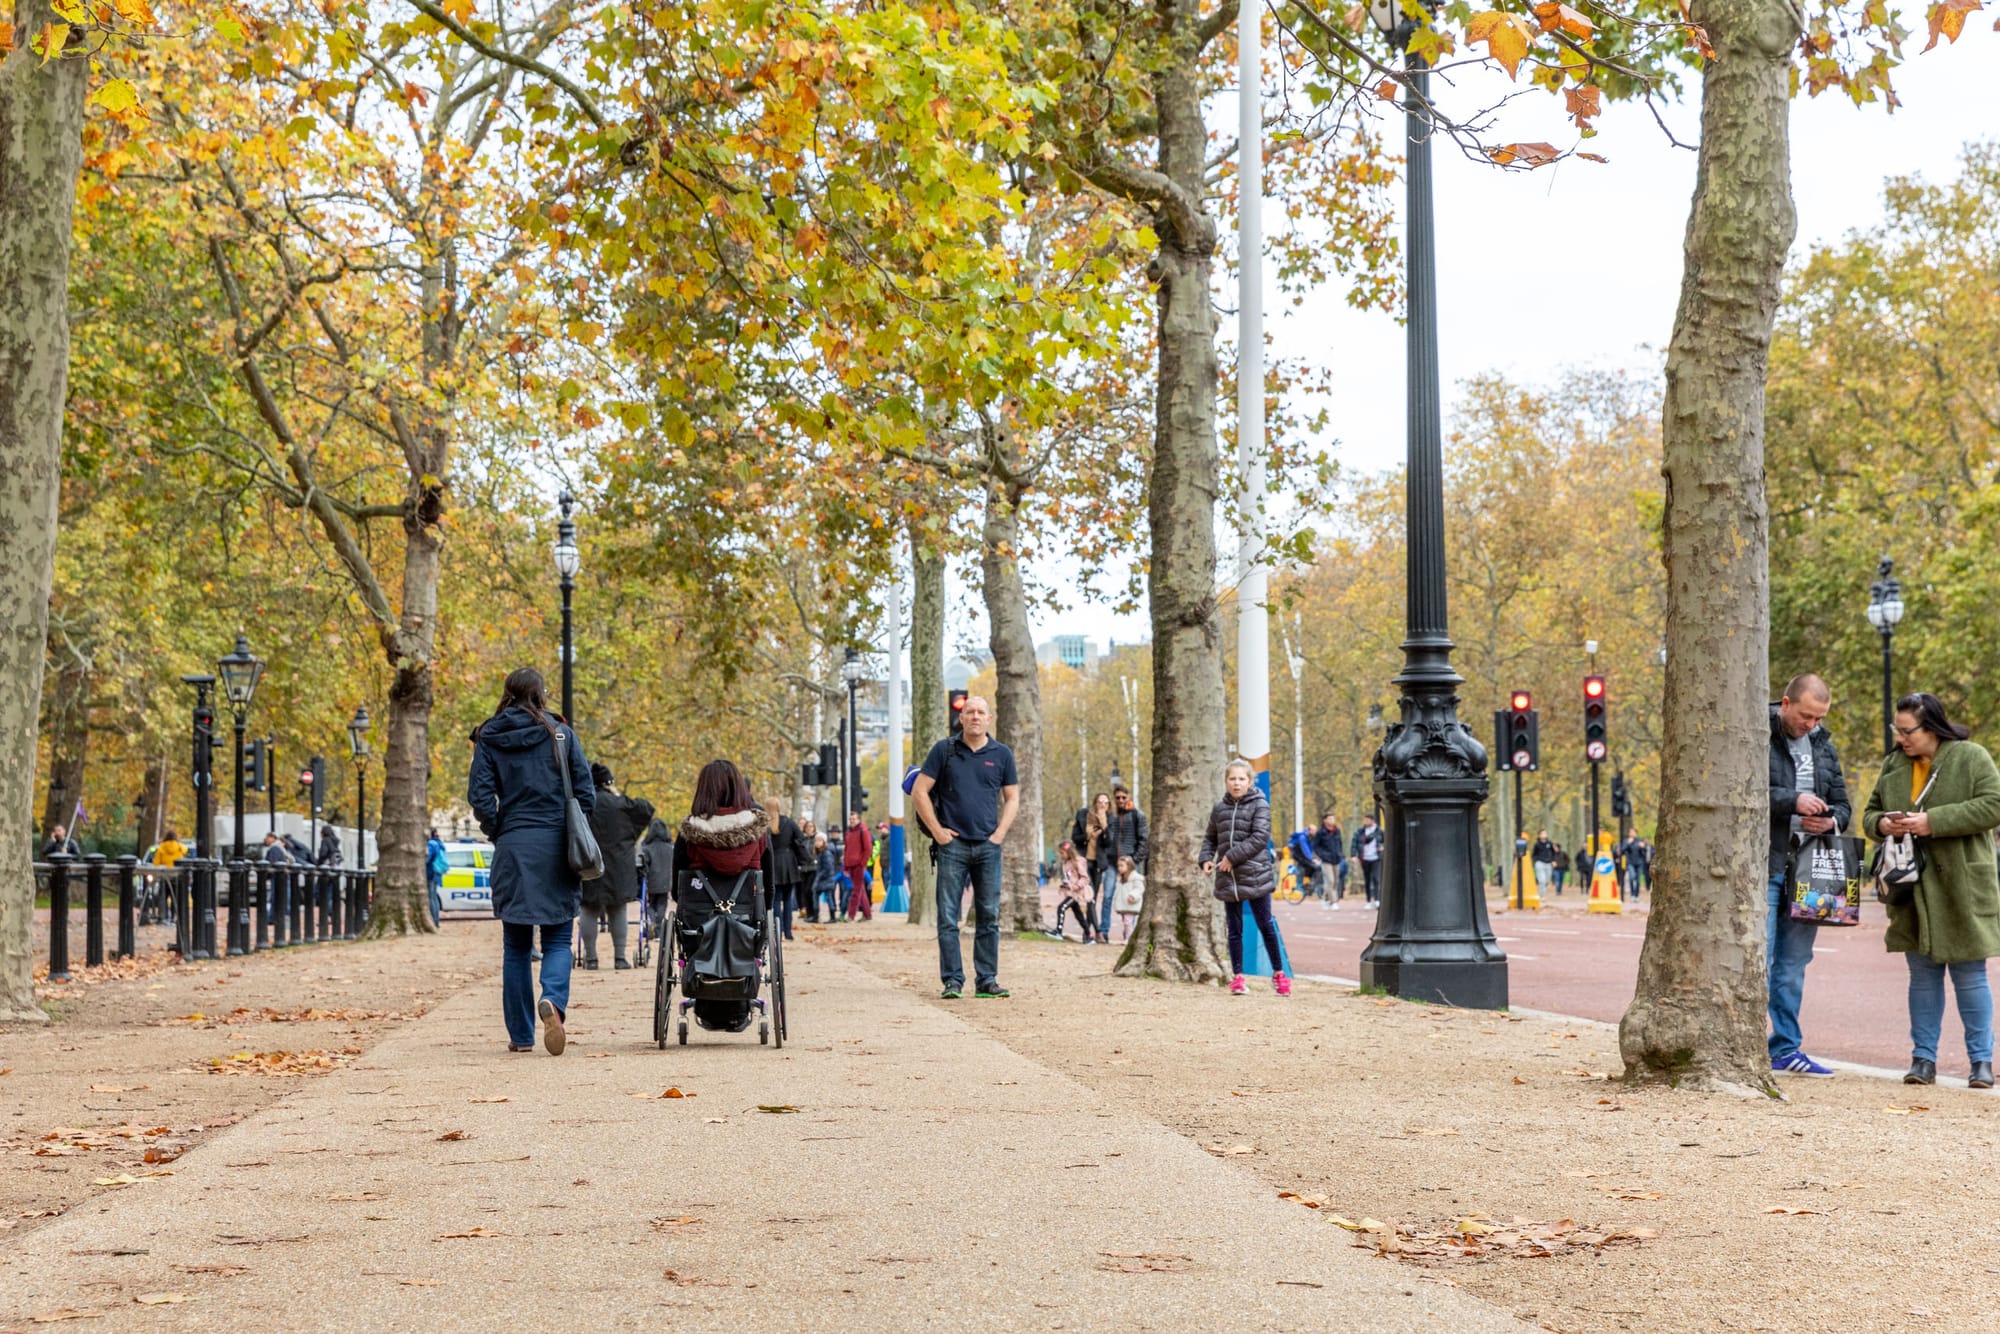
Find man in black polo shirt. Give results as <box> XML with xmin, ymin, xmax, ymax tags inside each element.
<box><xmin>912</xmin><ymin>695</ymin><xmax>1020</xmax><ymax>1000</ymax></box>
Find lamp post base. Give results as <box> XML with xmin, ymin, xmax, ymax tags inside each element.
<box><xmin>1359</xmin><ymin>772</ymin><xmax>1509</xmax><ymax>1011</ymax></box>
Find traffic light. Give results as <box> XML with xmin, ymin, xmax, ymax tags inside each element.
<box><xmin>247</xmin><ymin>738</ymin><xmax>268</xmax><ymax>792</ymax></box>
<box><xmin>1583</xmin><ymin>675</ymin><xmax>1608</xmax><ymax>763</ymax></box>
<box><xmin>948</xmin><ymin>690</ymin><xmax>968</xmax><ymax>739</ymax></box>
<box><xmin>300</xmin><ymin>755</ymin><xmax>326</xmax><ymax>814</ymax></box>
<box><xmin>1611</xmin><ymin>772</ymin><xmax>1632</xmax><ymax>821</ymax></box>
<box><xmin>854</xmin><ymin>786</ymin><xmax>869</xmax><ymax>814</ymax></box>
<box><xmin>1494</xmin><ymin>690</ymin><xmax>1539</xmax><ymax>772</ymax></box>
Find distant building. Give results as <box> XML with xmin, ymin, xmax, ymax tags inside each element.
<box><xmin>944</xmin><ymin>656</ymin><xmax>980</xmax><ymax>691</ymax></box>
<box><xmin>1035</xmin><ymin>635</ymin><xmax>1101</xmax><ymax>673</ymax></box>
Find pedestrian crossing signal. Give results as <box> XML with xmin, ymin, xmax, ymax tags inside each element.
<box><xmin>1584</xmin><ymin>676</ymin><xmax>1608</xmax><ymax>763</ymax></box>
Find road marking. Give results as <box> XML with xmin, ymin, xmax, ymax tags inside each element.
<box><xmin>1611</xmin><ymin>932</ymin><xmax>1646</xmax><ymax>939</ymax></box>
<box><xmin>1516</xmin><ymin>928</ymin><xmax>1582</xmax><ymax>936</ymax></box>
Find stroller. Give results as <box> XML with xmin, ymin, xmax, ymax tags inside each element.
<box><xmin>653</xmin><ymin>866</ymin><xmax>788</xmax><ymax>1048</ymax></box>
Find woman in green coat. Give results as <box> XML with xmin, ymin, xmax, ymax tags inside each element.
<box><xmin>1862</xmin><ymin>692</ymin><xmax>2000</xmax><ymax>1089</ymax></box>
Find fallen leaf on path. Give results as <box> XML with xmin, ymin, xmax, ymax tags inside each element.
<box><xmin>1762</xmin><ymin>1207</ymin><xmax>1822</xmax><ymax>1216</ymax></box>
<box><xmin>650</xmin><ymin>1216</ymin><xmax>702</xmax><ymax>1230</ymax></box>
<box><xmin>400</xmin><ymin>1279</ymin><xmax>441</xmax><ymax>1287</ymax></box>
<box><xmin>436</xmin><ymin>1227</ymin><xmax>501</xmax><ymax>1239</ymax></box>
<box><xmin>435</xmin><ymin>1130</ymin><xmax>471</xmax><ymax>1142</ymax></box>
<box><xmin>468</xmin><ymin>1096</ymin><xmax>510</xmax><ymax>1104</ymax></box>
<box><xmin>659</xmin><ymin>1087</ymin><xmax>689</xmax><ymax>1099</ymax></box>
<box><xmin>1511</xmin><ymin>1076</ymin><xmax>1527</xmax><ymax>1085</ymax></box>
<box><xmin>133</xmin><ymin>1294</ymin><xmax>189</xmax><ymax>1305</ymax></box>
<box><xmin>326</xmin><ymin>1192</ymin><xmax>385</xmax><ymax>1202</ymax></box>
<box><xmin>756</xmin><ymin>1105</ymin><xmax>800</xmax><ymax>1114</ymax></box>
<box><xmin>93</xmin><ymin>1173</ymin><xmax>171</xmax><ymax>1187</ymax></box>
<box><xmin>28</xmin><ymin>1308</ymin><xmax>105</xmax><ymax>1322</ymax></box>
<box><xmin>1401</xmin><ymin>1128</ymin><xmax>1459</xmax><ymax>1137</ymax></box>
<box><xmin>1884</xmin><ymin>1105</ymin><xmax>1930</xmax><ymax>1115</ymax></box>
<box><xmin>1277</xmin><ymin>1192</ymin><xmax>1322</xmax><ymax>1209</ymax></box>
<box><xmin>1605</xmin><ymin>1191</ymin><xmax>1666</xmax><ymax>1200</ymax></box>
<box><xmin>174</xmin><ymin>1265</ymin><xmax>248</xmax><ymax>1276</ymax></box>
<box><xmin>89</xmin><ymin>1084</ymin><xmax>148</xmax><ymax>1093</ymax></box>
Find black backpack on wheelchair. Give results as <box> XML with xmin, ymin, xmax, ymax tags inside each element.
<box><xmin>654</xmin><ymin>865</ymin><xmax>787</xmax><ymax>1047</ymax></box>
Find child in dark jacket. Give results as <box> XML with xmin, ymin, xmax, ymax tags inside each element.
<box><xmin>1200</xmin><ymin>759</ymin><xmax>1287</xmax><ymax>997</ymax></box>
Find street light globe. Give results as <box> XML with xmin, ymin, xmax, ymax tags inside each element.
<box><xmin>841</xmin><ymin>647</ymin><xmax>867</xmax><ymax>684</ymax></box>
<box><xmin>216</xmin><ymin>632</ymin><xmax>266</xmax><ymax>710</ymax></box>
<box><xmin>1868</xmin><ymin>557</ymin><xmax>1905</xmax><ymax>631</ymax></box>
<box><xmin>1366</xmin><ymin>0</ymin><xmax>1400</xmax><ymax>33</ymax></box>
<box><xmin>347</xmin><ymin>704</ymin><xmax>372</xmax><ymax>760</ymax></box>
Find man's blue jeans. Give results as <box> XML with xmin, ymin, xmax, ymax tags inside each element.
<box><xmin>1765</xmin><ymin>870</ymin><xmax>1819</xmax><ymax>1060</ymax></box>
<box><xmin>936</xmin><ymin>838</ymin><xmax>1003</xmax><ymax>992</ymax></box>
<box><xmin>1907</xmin><ymin>953</ymin><xmax>1994</xmax><ymax>1064</ymax></box>
<box><xmin>502</xmin><ymin>922</ymin><xmax>573</xmax><ymax>1047</ymax></box>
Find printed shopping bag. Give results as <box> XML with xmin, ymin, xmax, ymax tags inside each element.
<box><xmin>1789</xmin><ymin>834</ymin><xmax>1864</xmax><ymax>926</ymax></box>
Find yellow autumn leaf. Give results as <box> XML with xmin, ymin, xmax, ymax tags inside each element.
<box><xmin>93</xmin><ymin>79</ymin><xmax>140</xmax><ymax>113</ymax></box>
<box><xmin>1464</xmin><ymin>11</ymin><xmax>1532</xmax><ymax>80</ymax></box>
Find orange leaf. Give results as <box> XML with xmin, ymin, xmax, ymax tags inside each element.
<box><xmin>1488</xmin><ymin>142</ymin><xmax>1560</xmax><ymax>168</ymax></box>
<box><xmin>1375</xmin><ymin>78</ymin><xmax>1399</xmax><ymax>100</ymax></box>
<box><xmin>1465</xmin><ymin>11</ymin><xmax>1533</xmax><ymax>80</ymax></box>
<box><xmin>1532</xmin><ymin>2</ymin><xmax>1594</xmax><ymax>39</ymax></box>
<box><xmin>1924</xmin><ymin>0</ymin><xmax>1982</xmax><ymax>50</ymax></box>
<box><xmin>1564</xmin><ymin>84</ymin><xmax>1601</xmax><ymax>128</ymax></box>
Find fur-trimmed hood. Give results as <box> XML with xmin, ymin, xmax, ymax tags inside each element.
<box><xmin>678</xmin><ymin>807</ymin><xmax>769</xmax><ymax>850</ymax></box>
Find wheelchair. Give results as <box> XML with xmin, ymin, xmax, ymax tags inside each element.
<box><xmin>652</xmin><ymin>867</ymin><xmax>787</xmax><ymax>1048</ymax></box>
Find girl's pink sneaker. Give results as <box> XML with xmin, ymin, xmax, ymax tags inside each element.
<box><xmin>1229</xmin><ymin>974</ymin><xmax>1248</xmax><ymax>996</ymax></box>
<box><xmin>1272</xmin><ymin>971</ymin><xmax>1292</xmax><ymax>997</ymax></box>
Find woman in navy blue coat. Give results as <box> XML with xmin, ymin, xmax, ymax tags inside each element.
<box><xmin>468</xmin><ymin>667</ymin><xmax>594</xmax><ymax>1055</ymax></box>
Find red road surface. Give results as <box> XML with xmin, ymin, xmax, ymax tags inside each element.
<box><xmin>1272</xmin><ymin>895</ymin><xmax>1983</xmax><ymax>1075</ymax></box>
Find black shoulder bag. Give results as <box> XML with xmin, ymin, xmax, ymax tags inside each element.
<box><xmin>553</xmin><ymin>728</ymin><xmax>605</xmax><ymax>881</ymax></box>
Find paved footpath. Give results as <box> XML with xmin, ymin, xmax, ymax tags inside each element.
<box><xmin>1</xmin><ymin>937</ymin><xmax>1522</xmax><ymax>1332</ymax></box>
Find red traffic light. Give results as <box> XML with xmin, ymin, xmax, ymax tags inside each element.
<box><xmin>1510</xmin><ymin>691</ymin><xmax>1532</xmax><ymax>711</ymax></box>
<box><xmin>1584</xmin><ymin>675</ymin><xmax>1605</xmax><ymax>699</ymax></box>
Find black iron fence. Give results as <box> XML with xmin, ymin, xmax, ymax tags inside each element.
<box><xmin>36</xmin><ymin>853</ymin><xmax>376</xmax><ymax>983</ymax></box>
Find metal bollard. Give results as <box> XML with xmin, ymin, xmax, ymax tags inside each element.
<box><xmin>116</xmin><ymin>856</ymin><xmax>137</xmax><ymax>959</ymax></box>
<box><xmin>224</xmin><ymin>861</ymin><xmax>245</xmax><ymax>957</ymax></box>
<box><xmin>171</xmin><ymin>862</ymin><xmax>192</xmax><ymax>957</ymax></box>
<box><xmin>272</xmin><ymin>862</ymin><xmax>290</xmax><ymax>948</ymax></box>
<box><xmin>348</xmin><ymin>870</ymin><xmax>367</xmax><ymax>939</ymax></box>
<box><xmin>254</xmin><ymin>862</ymin><xmax>269</xmax><ymax>951</ymax></box>
<box><xmin>84</xmin><ymin>853</ymin><xmax>106</xmax><ymax>968</ymax></box>
<box><xmin>46</xmin><ymin>854</ymin><xmax>73</xmax><ymax>982</ymax></box>
<box><xmin>329</xmin><ymin>869</ymin><xmax>345</xmax><ymax>940</ymax></box>
<box><xmin>195</xmin><ymin>859</ymin><xmax>220</xmax><ymax>960</ymax></box>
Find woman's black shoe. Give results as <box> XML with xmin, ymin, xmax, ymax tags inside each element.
<box><xmin>1970</xmin><ymin>1061</ymin><xmax>1995</xmax><ymax>1090</ymax></box>
<box><xmin>1904</xmin><ymin>1058</ymin><xmax>1936</xmax><ymax>1085</ymax></box>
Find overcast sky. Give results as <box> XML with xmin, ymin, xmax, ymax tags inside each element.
<box><xmin>995</xmin><ymin>13</ymin><xmax>1990</xmax><ymax>650</ymax></box>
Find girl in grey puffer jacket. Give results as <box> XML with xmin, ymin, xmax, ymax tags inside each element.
<box><xmin>1200</xmin><ymin>759</ymin><xmax>1289</xmax><ymax>996</ymax></box>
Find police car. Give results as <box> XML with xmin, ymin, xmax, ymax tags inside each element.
<box><xmin>439</xmin><ymin>841</ymin><xmax>495</xmax><ymax>916</ymax></box>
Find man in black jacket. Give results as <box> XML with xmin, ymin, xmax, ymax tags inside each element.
<box><xmin>1766</xmin><ymin>675</ymin><xmax>1850</xmax><ymax>1078</ymax></box>
<box><xmin>581</xmin><ymin>763</ymin><xmax>654</xmax><ymax>970</ymax></box>
<box><xmin>1311</xmin><ymin>815</ymin><xmax>1347</xmax><ymax>905</ymax></box>
<box><xmin>1095</xmin><ymin>785</ymin><xmax>1149</xmax><ymax>940</ymax></box>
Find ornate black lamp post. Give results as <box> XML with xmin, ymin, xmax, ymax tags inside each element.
<box><xmin>179</xmin><ymin>674</ymin><xmax>217</xmax><ymax>858</ymax></box>
<box><xmin>553</xmin><ymin>489</ymin><xmax>580</xmax><ymax>723</ymax></box>
<box><xmin>1357</xmin><ymin>0</ymin><xmax>1507</xmax><ymax>1009</ymax></box>
<box><xmin>216</xmin><ymin>633</ymin><xmax>266</xmax><ymax>860</ymax></box>
<box><xmin>840</xmin><ymin>648</ymin><xmax>865</xmax><ymax>830</ymax></box>
<box><xmin>1866</xmin><ymin>556</ymin><xmax>1905</xmax><ymax>754</ymax></box>
<box><xmin>347</xmin><ymin>705</ymin><xmax>372</xmax><ymax>872</ymax></box>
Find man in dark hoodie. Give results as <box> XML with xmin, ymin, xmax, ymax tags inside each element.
<box><xmin>581</xmin><ymin>762</ymin><xmax>654</xmax><ymax>970</ymax></box>
<box><xmin>1767</xmin><ymin>674</ymin><xmax>1851</xmax><ymax>1079</ymax></box>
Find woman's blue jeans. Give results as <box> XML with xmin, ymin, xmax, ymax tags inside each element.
<box><xmin>503</xmin><ymin>922</ymin><xmax>573</xmax><ymax>1046</ymax></box>
<box><xmin>1095</xmin><ymin>863</ymin><xmax>1118</xmax><ymax>937</ymax></box>
<box><xmin>1906</xmin><ymin>952</ymin><xmax>1994</xmax><ymax>1064</ymax></box>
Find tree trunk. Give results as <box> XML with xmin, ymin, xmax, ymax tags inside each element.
<box><xmin>140</xmin><ymin>754</ymin><xmax>169</xmax><ymax>853</ymax></box>
<box><xmin>0</xmin><ymin>0</ymin><xmax>87</xmax><ymax>1021</ymax></box>
<box><xmin>981</xmin><ymin>477</ymin><xmax>1045</xmax><ymax>933</ymax></box>
<box><xmin>38</xmin><ymin>651</ymin><xmax>89</xmax><ymax>840</ymax></box>
<box><xmin>1619</xmin><ymin>0</ymin><xmax>1800</xmax><ymax>1094</ymax></box>
<box><xmin>1116</xmin><ymin>6</ymin><xmax>1228</xmax><ymax>983</ymax></box>
<box><xmin>906</xmin><ymin>522</ymin><xmax>944</xmax><ymax>928</ymax></box>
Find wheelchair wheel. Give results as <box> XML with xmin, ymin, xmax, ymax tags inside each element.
<box><xmin>652</xmin><ymin>911</ymin><xmax>674</xmax><ymax>1049</ymax></box>
<box><xmin>677</xmin><ymin>1018</ymin><xmax>688</xmax><ymax>1045</ymax></box>
<box><xmin>768</xmin><ymin>913</ymin><xmax>786</xmax><ymax>1048</ymax></box>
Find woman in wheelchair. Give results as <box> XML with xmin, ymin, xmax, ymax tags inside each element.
<box><xmin>668</xmin><ymin>760</ymin><xmax>777</xmax><ymax>1035</ymax></box>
